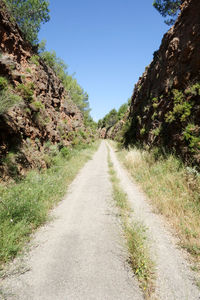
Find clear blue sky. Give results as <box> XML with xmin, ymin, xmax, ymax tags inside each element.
<box><xmin>39</xmin><ymin>0</ymin><xmax>168</xmax><ymax>121</ymax></box>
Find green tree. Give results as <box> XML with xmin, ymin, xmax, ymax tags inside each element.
<box><xmin>40</xmin><ymin>48</ymin><xmax>91</xmax><ymax>122</ymax></box>
<box><xmin>153</xmin><ymin>0</ymin><xmax>183</xmax><ymax>25</ymax></box>
<box><xmin>4</xmin><ymin>0</ymin><xmax>50</xmax><ymax>44</ymax></box>
<box><xmin>118</xmin><ymin>103</ymin><xmax>128</xmax><ymax>120</ymax></box>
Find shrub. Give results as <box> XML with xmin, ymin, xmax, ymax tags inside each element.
<box><xmin>0</xmin><ymin>91</ymin><xmax>22</xmax><ymax>115</ymax></box>
<box><xmin>140</xmin><ymin>128</ymin><xmax>146</xmax><ymax>136</ymax></box>
<box><xmin>165</xmin><ymin>89</ymin><xmax>193</xmax><ymax>123</ymax></box>
<box><xmin>0</xmin><ymin>77</ymin><xmax>8</xmax><ymax>91</ymax></box>
<box><xmin>31</xmin><ymin>101</ymin><xmax>45</xmax><ymax>110</ymax></box>
<box><xmin>17</xmin><ymin>82</ymin><xmax>34</xmax><ymax>101</ymax></box>
<box><xmin>29</xmin><ymin>55</ymin><xmax>40</xmax><ymax>66</ymax></box>
<box><xmin>185</xmin><ymin>83</ymin><xmax>200</xmax><ymax>96</ymax></box>
<box><xmin>183</xmin><ymin>124</ymin><xmax>200</xmax><ymax>151</ymax></box>
<box><xmin>26</xmin><ymin>68</ymin><xmax>32</xmax><ymax>74</ymax></box>
<box><xmin>3</xmin><ymin>152</ymin><xmax>18</xmax><ymax>178</ymax></box>
<box><xmin>60</xmin><ymin>147</ymin><xmax>71</xmax><ymax>158</ymax></box>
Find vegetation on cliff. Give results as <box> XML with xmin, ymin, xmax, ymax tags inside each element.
<box><xmin>121</xmin><ymin>0</ymin><xmax>200</xmax><ymax>169</ymax></box>
<box><xmin>0</xmin><ymin>2</ymin><xmax>97</xmax><ymax>181</ymax></box>
<box><xmin>153</xmin><ymin>0</ymin><xmax>183</xmax><ymax>25</ymax></box>
<box><xmin>3</xmin><ymin>0</ymin><xmax>50</xmax><ymax>44</ymax></box>
<box><xmin>39</xmin><ymin>46</ymin><xmax>92</xmax><ymax>125</ymax></box>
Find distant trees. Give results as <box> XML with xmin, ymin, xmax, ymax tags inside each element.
<box><xmin>98</xmin><ymin>100</ymin><xmax>130</xmax><ymax>129</ymax></box>
<box><xmin>4</xmin><ymin>0</ymin><xmax>50</xmax><ymax>44</ymax></box>
<box><xmin>153</xmin><ymin>0</ymin><xmax>183</xmax><ymax>25</ymax></box>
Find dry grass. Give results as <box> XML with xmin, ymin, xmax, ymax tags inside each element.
<box><xmin>117</xmin><ymin>145</ymin><xmax>200</xmax><ymax>268</ymax></box>
<box><xmin>107</xmin><ymin>149</ymin><xmax>155</xmax><ymax>298</ymax></box>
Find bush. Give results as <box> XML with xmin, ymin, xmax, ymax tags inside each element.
<box><xmin>0</xmin><ymin>77</ymin><xmax>8</xmax><ymax>91</ymax></box>
<box><xmin>60</xmin><ymin>147</ymin><xmax>71</xmax><ymax>158</ymax></box>
<box><xmin>17</xmin><ymin>82</ymin><xmax>34</xmax><ymax>101</ymax></box>
<box><xmin>3</xmin><ymin>152</ymin><xmax>18</xmax><ymax>178</ymax></box>
<box><xmin>31</xmin><ymin>101</ymin><xmax>45</xmax><ymax>110</ymax></box>
<box><xmin>30</xmin><ymin>55</ymin><xmax>40</xmax><ymax>66</ymax></box>
<box><xmin>0</xmin><ymin>91</ymin><xmax>22</xmax><ymax>115</ymax></box>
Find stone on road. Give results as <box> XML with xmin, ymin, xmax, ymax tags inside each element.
<box><xmin>1</xmin><ymin>141</ymin><xmax>143</xmax><ymax>300</ymax></box>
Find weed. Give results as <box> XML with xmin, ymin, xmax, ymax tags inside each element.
<box><xmin>25</xmin><ymin>68</ymin><xmax>31</xmax><ymax>74</ymax></box>
<box><xmin>29</xmin><ymin>55</ymin><xmax>40</xmax><ymax>66</ymax></box>
<box><xmin>117</xmin><ymin>145</ymin><xmax>200</xmax><ymax>265</ymax></box>
<box><xmin>140</xmin><ymin>127</ymin><xmax>146</xmax><ymax>136</ymax></box>
<box><xmin>183</xmin><ymin>123</ymin><xmax>200</xmax><ymax>151</ymax></box>
<box><xmin>151</xmin><ymin>126</ymin><xmax>161</xmax><ymax>137</ymax></box>
<box><xmin>165</xmin><ymin>89</ymin><xmax>193</xmax><ymax>123</ymax></box>
<box><xmin>31</xmin><ymin>101</ymin><xmax>45</xmax><ymax>110</ymax></box>
<box><xmin>3</xmin><ymin>152</ymin><xmax>18</xmax><ymax>177</ymax></box>
<box><xmin>107</xmin><ymin>148</ymin><xmax>154</xmax><ymax>298</ymax></box>
<box><xmin>17</xmin><ymin>82</ymin><xmax>34</xmax><ymax>102</ymax></box>
<box><xmin>0</xmin><ymin>77</ymin><xmax>8</xmax><ymax>91</ymax></box>
<box><xmin>60</xmin><ymin>147</ymin><xmax>71</xmax><ymax>158</ymax></box>
<box><xmin>0</xmin><ymin>91</ymin><xmax>22</xmax><ymax>115</ymax></box>
<box><xmin>185</xmin><ymin>82</ymin><xmax>200</xmax><ymax>96</ymax></box>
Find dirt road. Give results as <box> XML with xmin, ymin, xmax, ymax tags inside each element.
<box><xmin>1</xmin><ymin>141</ymin><xmax>200</xmax><ymax>300</ymax></box>
<box><xmin>108</xmin><ymin>143</ymin><xmax>200</xmax><ymax>300</ymax></box>
<box><xmin>1</xmin><ymin>141</ymin><xmax>143</xmax><ymax>300</ymax></box>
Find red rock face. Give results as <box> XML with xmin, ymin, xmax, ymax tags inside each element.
<box><xmin>127</xmin><ymin>0</ymin><xmax>200</xmax><ymax>165</ymax></box>
<box><xmin>0</xmin><ymin>3</ymin><xmax>84</xmax><ymax>179</ymax></box>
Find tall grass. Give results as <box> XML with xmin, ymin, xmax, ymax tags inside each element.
<box><xmin>107</xmin><ymin>149</ymin><xmax>154</xmax><ymax>298</ymax></box>
<box><xmin>0</xmin><ymin>141</ymin><xmax>99</xmax><ymax>269</ymax></box>
<box><xmin>117</xmin><ymin>145</ymin><xmax>200</xmax><ymax>266</ymax></box>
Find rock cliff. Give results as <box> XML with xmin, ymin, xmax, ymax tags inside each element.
<box><xmin>126</xmin><ymin>0</ymin><xmax>200</xmax><ymax>165</ymax></box>
<box><xmin>0</xmin><ymin>3</ymin><xmax>86</xmax><ymax>180</ymax></box>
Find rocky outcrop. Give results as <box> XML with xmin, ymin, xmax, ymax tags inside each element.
<box><xmin>126</xmin><ymin>0</ymin><xmax>200</xmax><ymax>165</ymax></box>
<box><xmin>0</xmin><ymin>3</ymin><xmax>85</xmax><ymax>180</ymax></box>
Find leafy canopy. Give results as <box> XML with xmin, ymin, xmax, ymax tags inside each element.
<box><xmin>153</xmin><ymin>0</ymin><xmax>183</xmax><ymax>25</ymax></box>
<box><xmin>4</xmin><ymin>0</ymin><xmax>50</xmax><ymax>44</ymax></box>
<box><xmin>98</xmin><ymin>100</ymin><xmax>130</xmax><ymax>129</ymax></box>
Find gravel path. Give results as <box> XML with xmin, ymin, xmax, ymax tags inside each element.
<box><xmin>1</xmin><ymin>141</ymin><xmax>143</xmax><ymax>300</ymax></box>
<box><xmin>108</xmin><ymin>142</ymin><xmax>200</xmax><ymax>300</ymax></box>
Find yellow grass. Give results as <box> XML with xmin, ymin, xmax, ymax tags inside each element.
<box><xmin>117</xmin><ymin>145</ymin><xmax>200</xmax><ymax>269</ymax></box>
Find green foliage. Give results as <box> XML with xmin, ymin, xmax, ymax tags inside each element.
<box><xmin>118</xmin><ymin>103</ymin><xmax>128</xmax><ymax>119</ymax></box>
<box><xmin>17</xmin><ymin>82</ymin><xmax>34</xmax><ymax>101</ymax></box>
<box><xmin>4</xmin><ymin>0</ymin><xmax>50</xmax><ymax>44</ymax></box>
<box><xmin>0</xmin><ymin>77</ymin><xmax>8</xmax><ymax>91</ymax></box>
<box><xmin>0</xmin><ymin>142</ymin><xmax>99</xmax><ymax>266</ymax></box>
<box><xmin>0</xmin><ymin>90</ymin><xmax>22</xmax><ymax>115</ymax></box>
<box><xmin>101</xmin><ymin>108</ymin><xmax>118</xmax><ymax>129</ymax></box>
<box><xmin>165</xmin><ymin>89</ymin><xmax>193</xmax><ymax>123</ymax></box>
<box><xmin>60</xmin><ymin>147</ymin><xmax>71</xmax><ymax>158</ymax></box>
<box><xmin>140</xmin><ymin>128</ymin><xmax>146</xmax><ymax>136</ymax></box>
<box><xmin>151</xmin><ymin>126</ymin><xmax>161</xmax><ymax>137</ymax></box>
<box><xmin>98</xmin><ymin>99</ymin><xmax>129</xmax><ymax>129</ymax></box>
<box><xmin>31</xmin><ymin>101</ymin><xmax>44</xmax><ymax>110</ymax></box>
<box><xmin>153</xmin><ymin>0</ymin><xmax>182</xmax><ymax>25</ymax></box>
<box><xmin>30</xmin><ymin>55</ymin><xmax>40</xmax><ymax>66</ymax></box>
<box><xmin>185</xmin><ymin>83</ymin><xmax>200</xmax><ymax>96</ymax></box>
<box><xmin>183</xmin><ymin>124</ymin><xmax>200</xmax><ymax>151</ymax></box>
<box><xmin>25</xmin><ymin>68</ymin><xmax>31</xmax><ymax>73</ymax></box>
<box><xmin>40</xmin><ymin>49</ymin><xmax>92</xmax><ymax>122</ymax></box>
<box><xmin>3</xmin><ymin>152</ymin><xmax>18</xmax><ymax>178</ymax></box>
<box><xmin>40</xmin><ymin>50</ymin><xmax>67</xmax><ymax>74</ymax></box>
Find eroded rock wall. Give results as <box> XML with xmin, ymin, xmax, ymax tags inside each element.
<box><xmin>0</xmin><ymin>3</ymin><xmax>85</xmax><ymax>179</ymax></box>
<box><xmin>127</xmin><ymin>0</ymin><xmax>200</xmax><ymax>165</ymax></box>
